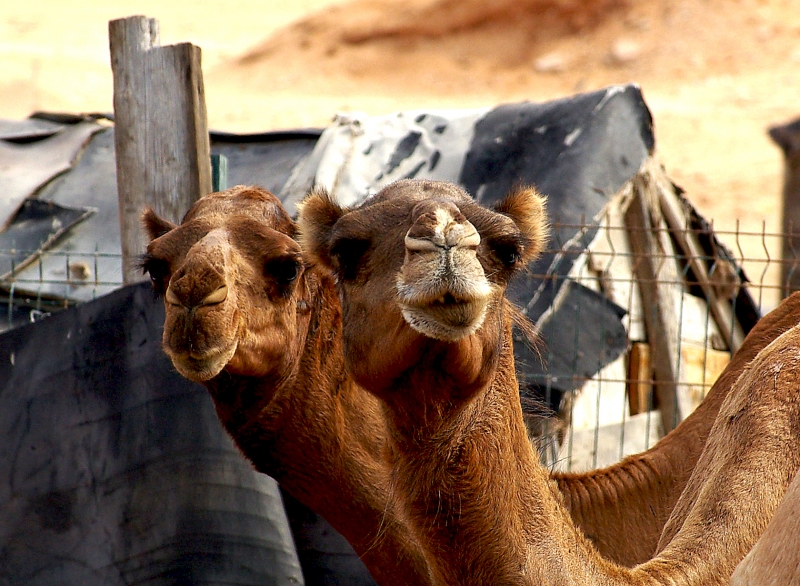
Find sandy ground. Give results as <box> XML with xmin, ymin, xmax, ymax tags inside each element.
<box><xmin>3</xmin><ymin>0</ymin><xmax>800</xmax><ymax>304</ymax></box>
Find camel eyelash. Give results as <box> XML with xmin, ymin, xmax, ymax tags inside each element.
<box><xmin>484</xmin><ymin>237</ymin><xmax>524</xmax><ymax>268</ymax></box>
<box><xmin>265</xmin><ymin>257</ymin><xmax>304</xmax><ymax>285</ymax></box>
<box><xmin>138</xmin><ymin>253</ymin><xmax>171</xmax><ymax>295</ymax></box>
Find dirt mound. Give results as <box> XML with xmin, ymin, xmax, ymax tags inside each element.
<box><xmin>218</xmin><ymin>0</ymin><xmax>796</xmax><ymax>100</ymax></box>
<box><xmin>241</xmin><ymin>0</ymin><xmax>623</xmax><ymax>60</ymax></box>
<box><xmin>205</xmin><ymin>0</ymin><xmax>800</xmax><ymax>304</ymax></box>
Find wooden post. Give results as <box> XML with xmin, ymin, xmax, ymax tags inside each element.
<box><xmin>624</xmin><ymin>171</ymin><xmax>690</xmax><ymax>433</ymax></box>
<box><xmin>627</xmin><ymin>342</ymin><xmax>652</xmax><ymax>416</ymax></box>
<box><xmin>768</xmin><ymin>118</ymin><xmax>800</xmax><ymax>297</ymax></box>
<box><xmin>656</xmin><ymin>164</ymin><xmax>745</xmax><ymax>352</ymax></box>
<box><xmin>109</xmin><ymin>16</ymin><xmax>212</xmax><ymax>283</ymax></box>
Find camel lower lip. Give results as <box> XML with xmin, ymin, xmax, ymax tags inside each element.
<box><xmin>169</xmin><ymin>346</ymin><xmax>235</xmax><ymax>381</ymax></box>
<box><xmin>399</xmin><ymin>300</ymin><xmax>488</xmax><ymax>341</ymax></box>
<box><xmin>406</xmin><ymin>293</ymin><xmax>480</xmax><ymax>309</ymax></box>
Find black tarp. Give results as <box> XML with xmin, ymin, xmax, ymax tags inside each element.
<box><xmin>0</xmin><ymin>283</ymin><xmax>307</xmax><ymax>585</ymax></box>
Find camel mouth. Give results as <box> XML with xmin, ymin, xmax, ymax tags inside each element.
<box><xmin>395</xmin><ymin>202</ymin><xmax>496</xmax><ymax>341</ymax></box>
<box><xmin>427</xmin><ymin>292</ymin><xmax>472</xmax><ymax>307</ymax></box>
<box><xmin>396</xmin><ymin>267</ymin><xmax>495</xmax><ymax>341</ymax></box>
<box><xmin>399</xmin><ymin>293</ymin><xmax>489</xmax><ymax>342</ymax></box>
<box><xmin>167</xmin><ymin>343</ymin><xmax>237</xmax><ymax>383</ymax></box>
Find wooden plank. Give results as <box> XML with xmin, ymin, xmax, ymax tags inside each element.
<box><xmin>627</xmin><ymin>342</ymin><xmax>652</xmax><ymax>416</ymax></box>
<box><xmin>109</xmin><ymin>16</ymin><xmax>211</xmax><ymax>284</ymax></box>
<box><xmin>623</xmin><ymin>170</ymin><xmax>689</xmax><ymax>432</ymax></box>
<box><xmin>144</xmin><ymin>42</ymin><xmax>212</xmax><ymax>217</ymax></box>
<box><xmin>586</xmin><ymin>190</ymin><xmax>647</xmax><ymax>341</ymax></box>
<box><xmin>681</xmin><ymin>342</ymin><xmax>730</xmax><ymax>410</ymax></box>
<box><xmin>109</xmin><ymin>16</ymin><xmax>157</xmax><ymax>284</ymax></box>
<box><xmin>654</xmin><ymin>163</ymin><xmax>745</xmax><ymax>352</ymax></box>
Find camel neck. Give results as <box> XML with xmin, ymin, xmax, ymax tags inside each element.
<box><xmin>380</xmin><ymin>317</ymin><xmax>647</xmax><ymax>585</ymax></box>
<box><xmin>204</xmin><ymin>267</ymin><xmax>433</xmax><ymax>585</ymax></box>
<box><xmin>203</xmin><ymin>267</ymin><xmax>355</xmax><ymax>483</ymax></box>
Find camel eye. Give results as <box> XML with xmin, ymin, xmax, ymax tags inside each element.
<box><xmin>140</xmin><ymin>255</ymin><xmax>170</xmax><ymax>295</ymax></box>
<box><xmin>330</xmin><ymin>237</ymin><xmax>371</xmax><ymax>281</ymax></box>
<box><xmin>266</xmin><ymin>257</ymin><xmax>302</xmax><ymax>285</ymax></box>
<box><xmin>493</xmin><ymin>241</ymin><xmax>522</xmax><ymax>268</ymax></box>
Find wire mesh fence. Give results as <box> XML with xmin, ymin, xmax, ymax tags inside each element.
<box><xmin>0</xmin><ymin>249</ymin><xmax>125</xmax><ymax>330</ymax></box>
<box><xmin>524</xmin><ymin>204</ymin><xmax>790</xmax><ymax>472</ymax></box>
<box><xmin>0</xmin><ymin>211</ymin><xmax>793</xmax><ymax>472</ymax></box>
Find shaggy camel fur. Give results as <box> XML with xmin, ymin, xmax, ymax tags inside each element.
<box><xmin>728</xmin><ymin>465</ymin><xmax>800</xmax><ymax>586</ymax></box>
<box><xmin>141</xmin><ymin>185</ymin><xmax>432</xmax><ymax>586</ymax></box>
<box><xmin>300</xmin><ymin>178</ymin><xmax>800</xmax><ymax>585</ymax></box>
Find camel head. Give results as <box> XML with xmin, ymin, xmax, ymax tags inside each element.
<box><xmin>141</xmin><ymin>185</ymin><xmax>306</xmax><ymax>383</ymax></box>
<box><xmin>299</xmin><ymin>179</ymin><xmax>548</xmax><ymax>394</ymax></box>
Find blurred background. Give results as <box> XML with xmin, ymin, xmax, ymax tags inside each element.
<box><xmin>3</xmin><ymin>0</ymin><xmax>799</xmax><ymax>294</ymax></box>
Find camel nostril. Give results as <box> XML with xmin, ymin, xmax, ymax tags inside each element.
<box><xmin>165</xmin><ymin>286</ymin><xmax>182</xmax><ymax>307</ymax></box>
<box><xmin>452</xmin><ymin>226</ymin><xmax>480</xmax><ymax>250</ymax></box>
<box><xmin>405</xmin><ymin>234</ymin><xmax>443</xmax><ymax>252</ymax></box>
<box><xmin>405</xmin><ymin>222</ymin><xmax>480</xmax><ymax>252</ymax></box>
<box><xmin>165</xmin><ymin>283</ymin><xmax>227</xmax><ymax>309</ymax></box>
<box><xmin>200</xmin><ymin>284</ymin><xmax>228</xmax><ymax>306</ymax></box>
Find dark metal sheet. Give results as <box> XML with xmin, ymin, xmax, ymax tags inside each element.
<box><xmin>211</xmin><ymin>131</ymin><xmax>321</xmax><ymax>197</ymax></box>
<box><xmin>0</xmin><ymin>118</ymin><xmax>64</xmax><ymax>142</ymax></box>
<box><xmin>20</xmin><ymin>128</ymin><xmax>124</xmax><ymax>302</ymax></box>
<box><xmin>0</xmin><ymin>199</ymin><xmax>94</xmax><ymax>281</ymax></box>
<box><xmin>0</xmin><ymin>121</ymin><xmax>103</xmax><ymax>225</ymax></box>
<box><xmin>515</xmin><ymin>280</ymin><xmax>629</xmax><ymax>411</ymax></box>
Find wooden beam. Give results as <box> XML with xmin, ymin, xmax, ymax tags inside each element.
<box><xmin>623</xmin><ymin>171</ymin><xmax>690</xmax><ymax>432</ymax></box>
<box><xmin>109</xmin><ymin>16</ymin><xmax>212</xmax><ymax>284</ymax></box>
<box><xmin>627</xmin><ymin>342</ymin><xmax>653</xmax><ymax>416</ymax></box>
<box><xmin>654</xmin><ymin>164</ymin><xmax>745</xmax><ymax>352</ymax></box>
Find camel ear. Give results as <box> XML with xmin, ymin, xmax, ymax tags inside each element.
<box><xmin>493</xmin><ymin>186</ymin><xmax>549</xmax><ymax>265</ymax></box>
<box><xmin>141</xmin><ymin>208</ymin><xmax>177</xmax><ymax>241</ymax></box>
<box><xmin>297</xmin><ymin>187</ymin><xmax>345</xmax><ymax>268</ymax></box>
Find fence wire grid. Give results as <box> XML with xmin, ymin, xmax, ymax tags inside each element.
<box><xmin>0</xmin><ymin>217</ymin><xmax>793</xmax><ymax>472</ymax></box>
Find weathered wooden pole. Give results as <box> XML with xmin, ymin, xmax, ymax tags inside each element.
<box><xmin>768</xmin><ymin>117</ymin><xmax>800</xmax><ymax>298</ymax></box>
<box><xmin>623</xmin><ymin>169</ymin><xmax>688</xmax><ymax>433</ymax></box>
<box><xmin>109</xmin><ymin>15</ymin><xmax>212</xmax><ymax>283</ymax></box>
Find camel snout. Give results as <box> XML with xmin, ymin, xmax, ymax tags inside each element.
<box><xmin>405</xmin><ymin>201</ymin><xmax>480</xmax><ymax>253</ymax></box>
<box><xmin>167</xmin><ymin>258</ymin><xmax>229</xmax><ymax>311</ymax></box>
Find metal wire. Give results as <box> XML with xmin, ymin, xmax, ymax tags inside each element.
<box><xmin>0</xmin><ymin>218</ymin><xmax>792</xmax><ymax>471</ymax></box>
<box><xmin>531</xmin><ymin>215</ymin><xmax>789</xmax><ymax>471</ymax></box>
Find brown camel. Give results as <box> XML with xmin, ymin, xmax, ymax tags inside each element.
<box><xmin>140</xmin><ymin>185</ymin><xmax>432</xmax><ymax>586</ymax></box>
<box><xmin>728</xmin><ymin>464</ymin><xmax>800</xmax><ymax>586</ymax></box>
<box><xmin>299</xmin><ymin>178</ymin><xmax>800</xmax><ymax>585</ymax></box>
<box><xmin>142</xmin><ymin>184</ymin><xmax>799</xmax><ymax>579</ymax></box>
<box><xmin>553</xmin><ymin>289</ymin><xmax>800</xmax><ymax>566</ymax></box>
